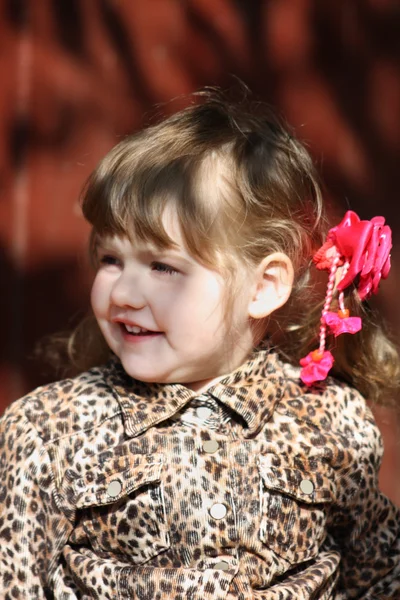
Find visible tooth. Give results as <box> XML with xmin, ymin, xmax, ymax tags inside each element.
<box><xmin>125</xmin><ymin>325</ymin><xmax>147</xmax><ymax>334</ymax></box>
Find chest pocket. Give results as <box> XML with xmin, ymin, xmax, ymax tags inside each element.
<box><xmin>74</xmin><ymin>453</ymin><xmax>170</xmax><ymax>565</ymax></box>
<box><xmin>257</xmin><ymin>454</ymin><xmax>335</xmax><ymax>565</ymax></box>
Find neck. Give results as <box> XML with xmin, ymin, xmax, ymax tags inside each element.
<box><xmin>184</xmin><ymin>374</ymin><xmax>227</xmax><ymax>394</ymax></box>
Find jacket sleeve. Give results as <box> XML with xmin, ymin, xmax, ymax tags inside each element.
<box><xmin>330</xmin><ymin>402</ymin><xmax>400</xmax><ymax>599</ymax></box>
<box><xmin>0</xmin><ymin>400</ymin><xmax>73</xmax><ymax>599</ymax></box>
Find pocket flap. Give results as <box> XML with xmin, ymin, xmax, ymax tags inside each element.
<box><xmin>258</xmin><ymin>454</ymin><xmax>335</xmax><ymax>503</ymax></box>
<box><xmin>75</xmin><ymin>453</ymin><xmax>164</xmax><ymax>508</ymax></box>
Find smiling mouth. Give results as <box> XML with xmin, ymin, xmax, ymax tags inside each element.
<box><xmin>120</xmin><ymin>323</ymin><xmax>162</xmax><ymax>336</ymax></box>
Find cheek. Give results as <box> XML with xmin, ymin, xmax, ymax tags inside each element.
<box><xmin>173</xmin><ymin>278</ymin><xmax>226</xmax><ymax>328</ymax></box>
<box><xmin>90</xmin><ymin>275</ymin><xmax>108</xmax><ymax>315</ymax></box>
<box><xmin>196</xmin><ymin>278</ymin><xmax>227</xmax><ymax>317</ymax></box>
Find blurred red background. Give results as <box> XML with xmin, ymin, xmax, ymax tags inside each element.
<box><xmin>1</xmin><ymin>0</ymin><xmax>399</xmax><ymax>503</ymax></box>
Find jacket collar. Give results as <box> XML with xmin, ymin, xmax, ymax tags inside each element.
<box><xmin>207</xmin><ymin>349</ymin><xmax>285</xmax><ymax>437</ymax></box>
<box><xmin>105</xmin><ymin>347</ymin><xmax>285</xmax><ymax>439</ymax></box>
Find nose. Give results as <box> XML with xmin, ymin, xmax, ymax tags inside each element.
<box><xmin>110</xmin><ymin>270</ymin><xmax>146</xmax><ymax>309</ymax></box>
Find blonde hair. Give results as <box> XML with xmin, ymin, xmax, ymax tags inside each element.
<box><xmin>55</xmin><ymin>91</ymin><xmax>399</xmax><ymax>404</ymax></box>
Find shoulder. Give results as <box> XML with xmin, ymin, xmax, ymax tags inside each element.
<box><xmin>0</xmin><ymin>363</ymin><xmax>122</xmax><ymax>445</ymax></box>
<box><xmin>276</xmin><ymin>357</ymin><xmax>381</xmax><ymax>447</ymax></box>
<box><xmin>268</xmin><ymin>358</ymin><xmax>384</xmax><ymax>487</ymax></box>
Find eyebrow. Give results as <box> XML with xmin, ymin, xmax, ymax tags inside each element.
<box><xmin>155</xmin><ymin>248</ymin><xmax>194</xmax><ymax>266</ymax></box>
<box><xmin>95</xmin><ymin>238</ymin><xmax>118</xmax><ymax>252</ymax></box>
<box><xmin>96</xmin><ymin>238</ymin><xmax>195</xmax><ymax>266</ymax></box>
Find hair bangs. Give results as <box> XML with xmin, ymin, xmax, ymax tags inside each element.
<box><xmin>82</xmin><ymin>141</ymin><xmax>231</xmax><ymax>268</ymax></box>
<box><xmin>81</xmin><ymin>148</ymin><xmax>186</xmax><ymax>250</ymax></box>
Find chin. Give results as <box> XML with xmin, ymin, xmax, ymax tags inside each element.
<box><xmin>119</xmin><ymin>362</ymin><xmax>168</xmax><ymax>384</ymax></box>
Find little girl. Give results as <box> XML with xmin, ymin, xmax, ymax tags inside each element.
<box><xmin>1</xmin><ymin>92</ymin><xmax>399</xmax><ymax>600</ymax></box>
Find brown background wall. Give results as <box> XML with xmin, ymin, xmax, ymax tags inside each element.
<box><xmin>1</xmin><ymin>0</ymin><xmax>399</xmax><ymax>503</ymax></box>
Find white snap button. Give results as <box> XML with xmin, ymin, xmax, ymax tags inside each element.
<box><xmin>300</xmin><ymin>479</ymin><xmax>314</xmax><ymax>495</ymax></box>
<box><xmin>209</xmin><ymin>503</ymin><xmax>227</xmax><ymax>519</ymax></box>
<box><xmin>107</xmin><ymin>480</ymin><xmax>122</xmax><ymax>497</ymax></box>
<box><xmin>203</xmin><ymin>440</ymin><xmax>219</xmax><ymax>454</ymax></box>
<box><xmin>214</xmin><ymin>560</ymin><xmax>230</xmax><ymax>571</ymax></box>
<box><xmin>197</xmin><ymin>406</ymin><xmax>212</xmax><ymax>420</ymax></box>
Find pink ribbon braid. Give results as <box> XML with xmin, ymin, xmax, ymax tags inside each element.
<box><xmin>299</xmin><ymin>210</ymin><xmax>392</xmax><ymax>386</ymax></box>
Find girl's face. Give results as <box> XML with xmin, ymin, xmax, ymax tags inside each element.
<box><xmin>91</xmin><ymin>210</ymin><xmax>258</xmax><ymax>391</ymax></box>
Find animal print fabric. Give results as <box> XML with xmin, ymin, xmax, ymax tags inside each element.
<box><xmin>0</xmin><ymin>348</ymin><xmax>399</xmax><ymax>599</ymax></box>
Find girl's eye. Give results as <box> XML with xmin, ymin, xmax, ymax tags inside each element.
<box><xmin>99</xmin><ymin>254</ymin><xmax>120</xmax><ymax>266</ymax></box>
<box><xmin>150</xmin><ymin>261</ymin><xmax>179</xmax><ymax>275</ymax></box>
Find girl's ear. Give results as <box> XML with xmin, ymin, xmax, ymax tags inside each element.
<box><xmin>248</xmin><ymin>252</ymin><xmax>294</xmax><ymax>319</ymax></box>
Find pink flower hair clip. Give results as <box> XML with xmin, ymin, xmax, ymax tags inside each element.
<box><xmin>300</xmin><ymin>210</ymin><xmax>392</xmax><ymax>386</ymax></box>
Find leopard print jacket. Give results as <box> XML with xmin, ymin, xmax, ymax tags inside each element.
<box><xmin>0</xmin><ymin>348</ymin><xmax>399</xmax><ymax>599</ymax></box>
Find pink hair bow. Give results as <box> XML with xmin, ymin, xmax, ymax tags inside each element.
<box><xmin>300</xmin><ymin>210</ymin><xmax>392</xmax><ymax>386</ymax></box>
<box><xmin>322</xmin><ymin>311</ymin><xmax>362</xmax><ymax>336</ymax></box>
<box><xmin>299</xmin><ymin>350</ymin><xmax>334</xmax><ymax>386</ymax></box>
<box><xmin>317</xmin><ymin>211</ymin><xmax>392</xmax><ymax>300</ymax></box>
